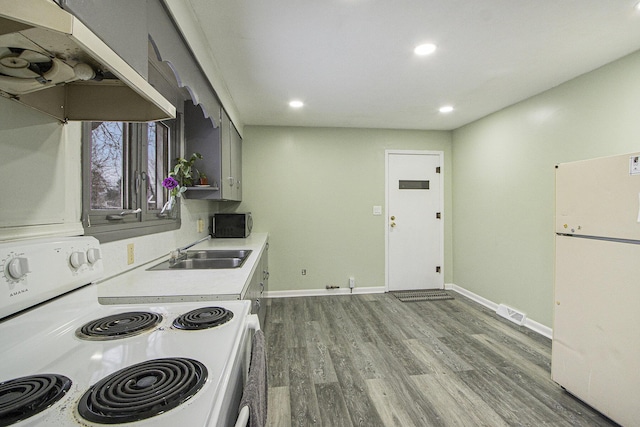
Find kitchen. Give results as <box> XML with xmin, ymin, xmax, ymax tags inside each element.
<box><xmin>1</xmin><ymin>1</ymin><xmax>640</xmax><ymax>426</ymax></box>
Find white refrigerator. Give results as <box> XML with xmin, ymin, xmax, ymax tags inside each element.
<box><xmin>553</xmin><ymin>152</ymin><xmax>640</xmax><ymax>426</ymax></box>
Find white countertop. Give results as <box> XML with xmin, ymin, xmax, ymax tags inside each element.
<box><xmin>97</xmin><ymin>233</ymin><xmax>268</xmax><ymax>304</ymax></box>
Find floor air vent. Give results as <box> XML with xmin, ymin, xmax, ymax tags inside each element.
<box><xmin>496</xmin><ymin>304</ymin><xmax>527</xmax><ymax>325</ymax></box>
<box><xmin>392</xmin><ymin>290</ymin><xmax>454</xmax><ymax>302</ymax></box>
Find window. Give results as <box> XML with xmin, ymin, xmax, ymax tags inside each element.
<box><xmin>82</xmin><ymin>119</ymin><xmax>180</xmax><ymax>242</ymax></box>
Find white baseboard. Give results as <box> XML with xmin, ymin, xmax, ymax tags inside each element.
<box><xmin>265</xmin><ymin>284</ymin><xmax>552</xmax><ymax>340</ymax></box>
<box><xmin>265</xmin><ymin>286</ymin><xmax>385</xmax><ymax>298</ymax></box>
<box><xmin>445</xmin><ymin>283</ymin><xmax>499</xmax><ymax>310</ymax></box>
<box><xmin>445</xmin><ymin>283</ymin><xmax>553</xmax><ymax>340</ymax></box>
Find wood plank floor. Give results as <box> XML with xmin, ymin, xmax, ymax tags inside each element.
<box><xmin>263</xmin><ymin>292</ymin><xmax>619</xmax><ymax>427</ymax></box>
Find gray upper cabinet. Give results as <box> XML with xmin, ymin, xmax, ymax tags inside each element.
<box><xmin>184</xmin><ymin>102</ymin><xmax>243</xmax><ymax>202</ymax></box>
<box><xmin>61</xmin><ymin>0</ymin><xmax>242</xmax><ymax>200</ymax></box>
<box><xmin>226</xmin><ymin>114</ymin><xmax>243</xmax><ymax>201</ymax></box>
<box><xmin>60</xmin><ymin>1</ymin><xmax>223</xmax><ymax>117</ymax></box>
<box><xmin>58</xmin><ymin>0</ymin><xmax>149</xmax><ymax>79</ymax></box>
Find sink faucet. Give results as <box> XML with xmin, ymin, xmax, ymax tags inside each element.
<box><xmin>170</xmin><ymin>235</ymin><xmax>212</xmax><ymax>261</ymax></box>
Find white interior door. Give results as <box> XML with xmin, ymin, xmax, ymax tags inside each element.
<box><xmin>386</xmin><ymin>151</ymin><xmax>443</xmax><ymax>291</ymax></box>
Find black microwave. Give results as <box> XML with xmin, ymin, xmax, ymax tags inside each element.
<box><xmin>211</xmin><ymin>213</ymin><xmax>252</xmax><ymax>238</ymax></box>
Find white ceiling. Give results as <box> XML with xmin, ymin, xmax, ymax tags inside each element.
<box><xmin>177</xmin><ymin>0</ymin><xmax>640</xmax><ymax>130</ymax></box>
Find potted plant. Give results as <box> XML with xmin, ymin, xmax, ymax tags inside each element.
<box><xmin>164</xmin><ymin>152</ymin><xmax>203</xmax><ymax>195</ymax></box>
<box><xmin>197</xmin><ymin>171</ymin><xmax>208</xmax><ymax>186</ymax></box>
<box><xmin>160</xmin><ymin>152</ymin><xmax>203</xmax><ymax>215</ymax></box>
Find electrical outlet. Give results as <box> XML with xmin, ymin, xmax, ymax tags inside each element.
<box><xmin>197</xmin><ymin>218</ymin><xmax>204</xmax><ymax>233</ymax></box>
<box><xmin>349</xmin><ymin>277</ymin><xmax>355</xmax><ymax>288</ymax></box>
<box><xmin>127</xmin><ymin>243</ymin><xmax>134</xmax><ymax>265</ymax></box>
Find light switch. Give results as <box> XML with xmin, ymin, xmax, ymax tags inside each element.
<box><xmin>373</xmin><ymin>206</ymin><xmax>382</xmax><ymax>216</ymax></box>
<box><xmin>630</xmin><ymin>156</ymin><xmax>640</xmax><ymax>175</ymax></box>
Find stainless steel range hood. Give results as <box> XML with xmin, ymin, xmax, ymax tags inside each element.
<box><xmin>0</xmin><ymin>0</ymin><xmax>176</xmax><ymax>122</ymax></box>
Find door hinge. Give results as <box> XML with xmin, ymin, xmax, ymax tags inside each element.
<box><xmin>436</xmin><ymin>212</ymin><xmax>441</xmax><ymax>219</ymax></box>
<box><xmin>436</xmin><ymin>166</ymin><xmax>441</xmax><ymax>173</ymax></box>
<box><xmin>436</xmin><ymin>266</ymin><xmax>441</xmax><ymax>273</ymax></box>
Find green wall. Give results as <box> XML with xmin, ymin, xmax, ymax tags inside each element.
<box><xmin>452</xmin><ymin>49</ymin><xmax>640</xmax><ymax>327</ymax></box>
<box><xmin>239</xmin><ymin>49</ymin><xmax>640</xmax><ymax>329</ymax></box>
<box><xmin>240</xmin><ymin>126</ymin><xmax>452</xmax><ymax>293</ymax></box>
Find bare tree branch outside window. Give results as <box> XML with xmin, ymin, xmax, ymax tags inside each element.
<box><xmin>90</xmin><ymin>122</ymin><xmax>124</xmax><ymax>209</ymax></box>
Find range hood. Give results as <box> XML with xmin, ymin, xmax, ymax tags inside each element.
<box><xmin>0</xmin><ymin>0</ymin><xmax>176</xmax><ymax>122</ymax></box>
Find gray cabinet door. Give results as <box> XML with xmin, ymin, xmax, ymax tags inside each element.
<box><xmin>220</xmin><ymin>113</ymin><xmax>242</xmax><ymax>201</ymax></box>
<box><xmin>220</xmin><ymin>110</ymin><xmax>233</xmax><ymax>199</ymax></box>
<box><xmin>59</xmin><ymin>0</ymin><xmax>148</xmax><ymax>79</ymax></box>
<box><xmin>230</xmin><ymin>123</ymin><xmax>243</xmax><ymax>201</ymax></box>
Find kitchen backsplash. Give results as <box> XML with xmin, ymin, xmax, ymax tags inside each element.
<box><xmin>99</xmin><ymin>200</ymin><xmax>216</xmax><ymax>280</ymax></box>
<box><xmin>0</xmin><ymin>96</ymin><xmax>217</xmax><ymax>280</ymax></box>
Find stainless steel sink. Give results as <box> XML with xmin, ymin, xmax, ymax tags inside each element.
<box><xmin>186</xmin><ymin>250</ymin><xmax>252</xmax><ymax>259</ymax></box>
<box><xmin>164</xmin><ymin>258</ymin><xmax>244</xmax><ymax>269</ymax></box>
<box><xmin>148</xmin><ymin>249</ymin><xmax>252</xmax><ymax>270</ymax></box>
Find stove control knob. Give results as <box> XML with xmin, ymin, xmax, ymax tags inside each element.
<box><xmin>6</xmin><ymin>257</ymin><xmax>29</xmax><ymax>280</ymax></box>
<box><xmin>69</xmin><ymin>251</ymin><xmax>87</xmax><ymax>269</ymax></box>
<box><xmin>86</xmin><ymin>248</ymin><xmax>102</xmax><ymax>265</ymax></box>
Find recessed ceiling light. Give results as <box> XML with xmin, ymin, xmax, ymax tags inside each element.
<box><xmin>289</xmin><ymin>100</ymin><xmax>304</xmax><ymax>108</ymax></box>
<box><xmin>439</xmin><ymin>105</ymin><xmax>454</xmax><ymax>113</ymax></box>
<box><xmin>414</xmin><ymin>43</ymin><xmax>437</xmax><ymax>56</ymax></box>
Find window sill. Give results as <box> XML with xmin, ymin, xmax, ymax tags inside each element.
<box><xmin>84</xmin><ymin>219</ymin><xmax>181</xmax><ymax>243</ymax></box>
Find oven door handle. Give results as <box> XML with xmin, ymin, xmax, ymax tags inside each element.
<box><xmin>235</xmin><ymin>406</ymin><xmax>250</xmax><ymax>427</ymax></box>
<box><xmin>247</xmin><ymin>313</ymin><xmax>260</xmax><ymax>332</ymax></box>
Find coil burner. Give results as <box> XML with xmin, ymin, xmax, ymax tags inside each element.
<box><xmin>75</xmin><ymin>312</ymin><xmax>163</xmax><ymax>340</ymax></box>
<box><xmin>77</xmin><ymin>358</ymin><xmax>207</xmax><ymax>424</ymax></box>
<box><xmin>172</xmin><ymin>307</ymin><xmax>234</xmax><ymax>330</ymax></box>
<box><xmin>0</xmin><ymin>374</ymin><xmax>72</xmax><ymax>425</ymax></box>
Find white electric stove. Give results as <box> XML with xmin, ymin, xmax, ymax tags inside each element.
<box><xmin>0</xmin><ymin>237</ymin><xmax>256</xmax><ymax>427</ymax></box>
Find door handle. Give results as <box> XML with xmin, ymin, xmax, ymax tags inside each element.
<box><xmin>390</xmin><ymin>222</ymin><xmax>396</xmax><ymax>228</ymax></box>
<box><xmin>390</xmin><ymin>216</ymin><xmax>396</xmax><ymax>220</ymax></box>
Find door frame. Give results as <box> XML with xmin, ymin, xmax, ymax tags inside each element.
<box><xmin>385</xmin><ymin>149</ymin><xmax>445</xmax><ymax>292</ymax></box>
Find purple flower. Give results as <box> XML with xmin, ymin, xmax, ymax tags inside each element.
<box><xmin>162</xmin><ymin>176</ymin><xmax>179</xmax><ymax>189</ymax></box>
